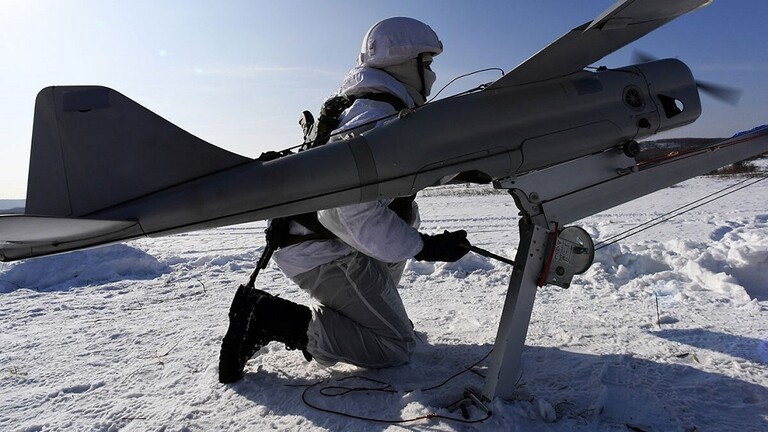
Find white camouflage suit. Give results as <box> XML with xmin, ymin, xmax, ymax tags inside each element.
<box><xmin>273</xmin><ymin>18</ymin><xmax>442</xmax><ymax>368</ymax></box>
<box><xmin>273</xmin><ymin>68</ymin><xmax>423</xmax><ymax>368</ymax></box>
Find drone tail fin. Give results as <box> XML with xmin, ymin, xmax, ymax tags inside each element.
<box><xmin>25</xmin><ymin>86</ymin><xmax>250</xmax><ymax>218</ymax></box>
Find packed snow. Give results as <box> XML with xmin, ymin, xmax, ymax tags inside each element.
<box><xmin>1</xmin><ymin>170</ymin><xmax>767</xmax><ymax>431</ymax></box>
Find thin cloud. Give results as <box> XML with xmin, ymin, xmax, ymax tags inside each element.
<box><xmin>194</xmin><ymin>64</ymin><xmax>341</xmax><ymax>79</ymax></box>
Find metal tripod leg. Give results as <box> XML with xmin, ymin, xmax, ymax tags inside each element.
<box><xmin>482</xmin><ymin>219</ymin><xmax>550</xmax><ymax>400</ymax></box>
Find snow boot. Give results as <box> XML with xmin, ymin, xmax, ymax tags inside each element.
<box><xmin>218</xmin><ymin>286</ymin><xmax>311</xmax><ymax>384</ymax></box>
<box><xmin>242</xmin><ymin>289</ymin><xmax>313</xmax><ymax>361</ymax></box>
<box><xmin>218</xmin><ymin>284</ymin><xmax>261</xmax><ymax>384</ymax></box>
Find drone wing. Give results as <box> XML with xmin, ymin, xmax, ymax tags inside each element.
<box><xmin>488</xmin><ymin>0</ymin><xmax>712</xmax><ymax>88</ymax></box>
<box><xmin>0</xmin><ymin>215</ymin><xmax>143</xmax><ymax>261</ymax></box>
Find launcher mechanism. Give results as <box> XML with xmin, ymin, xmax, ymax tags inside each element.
<box><xmin>481</xmin><ymin>128</ymin><xmax>768</xmax><ymax>401</ymax></box>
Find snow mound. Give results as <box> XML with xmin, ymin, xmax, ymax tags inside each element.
<box><xmin>710</xmin><ymin>217</ymin><xmax>768</xmax><ymax>300</ymax></box>
<box><xmin>0</xmin><ymin>244</ymin><xmax>170</xmax><ymax>292</ymax></box>
<box><xmin>593</xmin><ymin>235</ymin><xmax>761</xmax><ymax>304</ymax></box>
<box><xmin>405</xmin><ymin>251</ymin><xmax>496</xmax><ymax>278</ymax></box>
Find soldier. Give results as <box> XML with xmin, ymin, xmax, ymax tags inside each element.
<box><xmin>219</xmin><ymin>17</ymin><xmax>470</xmax><ymax>384</ymax></box>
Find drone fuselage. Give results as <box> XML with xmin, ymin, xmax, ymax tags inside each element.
<box><xmin>83</xmin><ymin>59</ymin><xmax>700</xmax><ymax>238</ymax></box>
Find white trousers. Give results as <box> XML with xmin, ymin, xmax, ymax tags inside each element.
<box><xmin>291</xmin><ymin>252</ymin><xmax>415</xmax><ymax>368</ymax></box>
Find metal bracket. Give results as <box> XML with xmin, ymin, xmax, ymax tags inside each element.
<box><xmin>482</xmin><ymin>217</ymin><xmax>550</xmax><ymax>400</ymax></box>
<box><xmin>481</xmin><ymin>187</ymin><xmax>594</xmax><ymax>401</ymax></box>
<box><xmin>447</xmin><ymin>387</ymin><xmax>493</xmax><ymax>420</ymax></box>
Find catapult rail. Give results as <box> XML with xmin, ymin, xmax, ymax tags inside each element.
<box><xmin>482</xmin><ymin>126</ymin><xmax>767</xmax><ymax>401</ymax></box>
<box><xmin>497</xmin><ymin>127</ymin><xmax>768</xmax><ymax>229</ymax></box>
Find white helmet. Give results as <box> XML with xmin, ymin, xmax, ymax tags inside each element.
<box><xmin>358</xmin><ymin>17</ymin><xmax>443</xmax><ymax>68</ymax></box>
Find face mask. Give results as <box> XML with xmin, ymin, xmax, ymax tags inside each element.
<box><xmin>383</xmin><ymin>54</ymin><xmax>437</xmax><ymax>103</ymax></box>
<box><xmin>422</xmin><ymin>67</ymin><xmax>436</xmax><ymax>97</ymax></box>
<box><xmin>383</xmin><ymin>59</ymin><xmax>423</xmax><ymax>94</ymax></box>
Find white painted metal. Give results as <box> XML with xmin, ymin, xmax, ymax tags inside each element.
<box><xmin>482</xmin><ymin>221</ymin><xmax>550</xmax><ymax>401</ymax></box>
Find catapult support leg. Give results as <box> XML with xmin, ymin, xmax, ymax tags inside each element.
<box><xmin>482</xmin><ymin>220</ymin><xmax>550</xmax><ymax>401</ymax></box>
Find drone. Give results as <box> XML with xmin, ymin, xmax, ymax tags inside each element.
<box><xmin>1</xmin><ymin>0</ymin><xmax>766</xmax><ymax>402</ymax></box>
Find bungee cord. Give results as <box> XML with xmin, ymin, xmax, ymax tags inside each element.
<box><xmin>595</xmin><ymin>173</ymin><xmax>768</xmax><ymax>250</ymax></box>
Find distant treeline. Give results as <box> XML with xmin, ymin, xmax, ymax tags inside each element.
<box><xmin>637</xmin><ymin>138</ymin><xmax>726</xmax><ymax>162</ymax></box>
<box><xmin>0</xmin><ymin>199</ymin><xmax>25</xmax><ymax>213</ymax></box>
<box><xmin>639</xmin><ymin>137</ymin><xmax>767</xmax><ymax>176</ymax></box>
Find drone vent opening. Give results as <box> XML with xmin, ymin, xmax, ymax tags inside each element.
<box><xmin>623</xmin><ymin>86</ymin><xmax>645</xmax><ymax>110</ymax></box>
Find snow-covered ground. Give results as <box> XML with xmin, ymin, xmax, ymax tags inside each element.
<box><xmin>1</xmin><ymin>170</ymin><xmax>767</xmax><ymax>431</ymax></box>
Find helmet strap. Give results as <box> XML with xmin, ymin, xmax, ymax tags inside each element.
<box><xmin>416</xmin><ymin>53</ymin><xmax>426</xmax><ymax>100</ymax></box>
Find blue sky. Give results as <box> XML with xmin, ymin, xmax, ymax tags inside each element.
<box><xmin>0</xmin><ymin>0</ymin><xmax>766</xmax><ymax>198</ymax></box>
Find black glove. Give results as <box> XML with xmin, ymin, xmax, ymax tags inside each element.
<box><xmin>414</xmin><ymin>230</ymin><xmax>470</xmax><ymax>262</ymax></box>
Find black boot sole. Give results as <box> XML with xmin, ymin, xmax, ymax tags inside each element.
<box><xmin>218</xmin><ymin>284</ymin><xmax>259</xmax><ymax>384</ymax></box>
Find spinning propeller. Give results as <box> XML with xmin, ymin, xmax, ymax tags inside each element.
<box><xmin>632</xmin><ymin>50</ymin><xmax>742</xmax><ymax>106</ymax></box>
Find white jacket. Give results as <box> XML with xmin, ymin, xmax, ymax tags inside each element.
<box><xmin>272</xmin><ymin>67</ymin><xmax>424</xmax><ymax>278</ymax></box>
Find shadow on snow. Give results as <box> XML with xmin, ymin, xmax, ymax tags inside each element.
<box><xmin>225</xmin><ymin>340</ymin><xmax>768</xmax><ymax>431</ymax></box>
